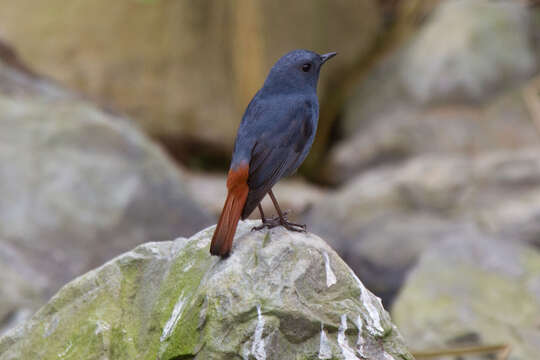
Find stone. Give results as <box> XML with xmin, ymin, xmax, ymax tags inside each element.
<box><xmin>307</xmin><ymin>149</ymin><xmax>540</xmax><ymax>304</ymax></box>
<box><xmin>392</xmin><ymin>228</ymin><xmax>540</xmax><ymax>360</ymax></box>
<box><xmin>0</xmin><ymin>221</ymin><xmax>413</xmax><ymax>360</ymax></box>
<box><xmin>0</xmin><ymin>48</ymin><xmax>212</xmax><ymax>334</ymax></box>
<box><xmin>327</xmin><ymin>84</ymin><xmax>540</xmax><ymax>184</ymax></box>
<box><xmin>401</xmin><ymin>0</ymin><xmax>536</xmax><ymax>103</ymax></box>
<box><xmin>327</xmin><ymin>0</ymin><xmax>540</xmax><ymax>185</ymax></box>
<box><xmin>0</xmin><ymin>0</ymin><xmax>382</xmax><ymax>152</ymax></box>
<box><xmin>0</xmin><ymin>242</ymin><xmax>48</xmax><ymax>337</ymax></box>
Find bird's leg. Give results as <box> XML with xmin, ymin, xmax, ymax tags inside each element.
<box><xmin>250</xmin><ymin>192</ymin><xmax>306</xmax><ymax>232</ymax></box>
<box><xmin>257</xmin><ymin>202</ymin><xmax>288</xmax><ymax>223</ymax></box>
<box><xmin>251</xmin><ymin>203</ymin><xmax>278</xmax><ymax>231</ymax></box>
<box><xmin>258</xmin><ymin>203</ymin><xmax>267</xmax><ymax>223</ymax></box>
<box><xmin>251</xmin><ymin>202</ymin><xmax>286</xmax><ymax>231</ymax></box>
<box><xmin>268</xmin><ymin>190</ymin><xmax>306</xmax><ymax>232</ymax></box>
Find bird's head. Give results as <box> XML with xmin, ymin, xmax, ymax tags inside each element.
<box><xmin>261</xmin><ymin>49</ymin><xmax>337</xmax><ymax>95</ymax></box>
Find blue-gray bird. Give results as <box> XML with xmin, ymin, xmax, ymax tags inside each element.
<box><xmin>210</xmin><ymin>49</ymin><xmax>336</xmax><ymax>257</ymax></box>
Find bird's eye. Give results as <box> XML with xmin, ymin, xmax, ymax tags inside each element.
<box><xmin>302</xmin><ymin>63</ymin><xmax>311</xmax><ymax>72</ymax></box>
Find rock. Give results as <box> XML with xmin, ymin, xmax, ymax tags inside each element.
<box><xmin>0</xmin><ymin>42</ymin><xmax>75</xmax><ymax>100</ymax></box>
<box><xmin>184</xmin><ymin>171</ymin><xmax>327</xmax><ymax>221</ymax></box>
<box><xmin>392</xmin><ymin>228</ymin><xmax>540</xmax><ymax>360</ymax></box>
<box><xmin>328</xmin><ymin>83</ymin><xmax>540</xmax><ymax>184</ymax></box>
<box><xmin>0</xmin><ymin>49</ymin><xmax>212</xmax><ymax>334</ymax></box>
<box><xmin>402</xmin><ymin>0</ymin><xmax>536</xmax><ymax>103</ymax></box>
<box><xmin>327</xmin><ymin>0</ymin><xmax>540</xmax><ymax>184</ymax></box>
<box><xmin>307</xmin><ymin>149</ymin><xmax>540</xmax><ymax>304</ymax></box>
<box><xmin>0</xmin><ymin>242</ymin><xmax>48</xmax><ymax>337</ymax></box>
<box><xmin>0</xmin><ymin>221</ymin><xmax>413</xmax><ymax>360</ymax></box>
<box><xmin>0</xmin><ymin>1</ymin><xmax>382</xmax><ymax>152</ymax></box>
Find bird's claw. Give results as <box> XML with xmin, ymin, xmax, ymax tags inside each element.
<box><xmin>281</xmin><ymin>221</ymin><xmax>307</xmax><ymax>233</ymax></box>
<box><xmin>251</xmin><ymin>214</ymin><xmax>307</xmax><ymax>233</ymax></box>
<box><xmin>251</xmin><ymin>216</ymin><xmax>281</xmax><ymax>231</ymax></box>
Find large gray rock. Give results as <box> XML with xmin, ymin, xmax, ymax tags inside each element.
<box><xmin>0</xmin><ymin>0</ymin><xmax>381</xmax><ymax>152</ymax></box>
<box><xmin>307</xmin><ymin>149</ymin><xmax>540</xmax><ymax>304</ymax></box>
<box><xmin>0</xmin><ymin>242</ymin><xmax>47</xmax><ymax>337</ymax></box>
<box><xmin>0</xmin><ymin>221</ymin><xmax>413</xmax><ymax>360</ymax></box>
<box><xmin>327</xmin><ymin>83</ymin><xmax>540</xmax><ymax>184</ymax></box>
<box><xmin>401</xmin><ymin>0</ymin><xmax>536</xmax><ymax>103</ymax></box>
<box><xmin>0</xmin><ymin>50</ymin><xmax>212</xmax><ymax>334</ymax></box>
<box><xmin>392</xmin><ymin>228</ymin><xmax>540</xmax><ymax>360</ymax></box>
<box><xmin>327</xmin><ymin>0</ymin><xmax>540</xmax><ymax>184</ymax></box>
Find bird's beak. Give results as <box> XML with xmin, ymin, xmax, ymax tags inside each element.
<box><xmin>320</xmin><ymin>52</ymin><xmax>337</xmax><ymax>64</ymax></box>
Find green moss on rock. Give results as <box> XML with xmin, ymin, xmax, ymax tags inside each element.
<box><xmin>0</xmin><ymin>221</ymin><xmax>413</xmax><ymax>360</ymax></box>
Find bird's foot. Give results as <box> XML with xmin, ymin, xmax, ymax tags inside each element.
<box><xmin>280</xmin><ymin>219</ymin><xmax>307</xmax><ymax>233</ymax></box>
<box><xmin>251</xmin><ymin>211</ymin><xmax>307</xmax><ymax>233</ymax></box>
<box><xmin>251</xmin><ymin>216</ymin><xmax>281</xmax><ymax>231</ymax></box>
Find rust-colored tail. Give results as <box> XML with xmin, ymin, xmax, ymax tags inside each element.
<box><xmin>210</xmin><ymin>163</ymin><xmax>249</xmax><ymax>257</ymax></box>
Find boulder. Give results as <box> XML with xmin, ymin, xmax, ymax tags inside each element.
<box><xmin>326</xmin><ymin>0</ymin><xmax>540</xmax><ymax>184</ymax></box>
<box><xmin>0</xmin><ymin>0</ymin><xmax>382</xmax><ymax>152</ymax></box>
<box><xmin>307</xmin><ymin>149</ymin><xmax>540</xmax><ymax>304</ymax></box>
<box><xmin>401</xmin><ymin>0</ymin><xmax>536</xmax><ymax>103</ymax></box>
<box><xmin>0</xmin><ymin>221</ymin><xmax>413</xmax><ymax>360</ymax></box>
<box><xmin>392</xmin><ymin>228</ymin><xmax>540</xmax><ymax>360</ymax></box>
<box><xmin>0</xmin><ymin>242</ymin><xmax>48</xmax><ymax>337</ymax></box>
<box><xmin>327</xmin><ymin>83</ymin><xmax>540</xmax><ymax>184</ymax></box>
<box><xmin>0</xmin><ymin>48</ymin><xmax>212</xmax><ymax>334</ymax></box>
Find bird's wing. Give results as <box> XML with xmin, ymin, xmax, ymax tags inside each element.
<box><xmin>241</xmin><ymin>100</ymin><xmax>314</xmax><ymax>218</ymax></box>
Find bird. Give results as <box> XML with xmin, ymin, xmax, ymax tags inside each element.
<box><xmin>210</xmin><ymin>49</ymin><xmax>336</xmax><ymax>257</ymax></box>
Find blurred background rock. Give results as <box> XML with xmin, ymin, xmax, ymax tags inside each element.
<box><xmin>0</xmin><ymin>0</ymin><xmax>539</xmax><ymax>358</ymax></box>
<box><xmin>0</xmin><ymin>40</ymin><xmax>212</xmax><ymax>336</ymax></box>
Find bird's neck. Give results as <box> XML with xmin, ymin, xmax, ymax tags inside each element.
<box><xmin>258</xmin><ymin>82</ymin><xmax>316</xmax><ymax>98</ymax></box>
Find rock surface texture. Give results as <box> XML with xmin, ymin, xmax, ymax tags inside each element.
<box><xmin>392</xmin><ymin>228</ymin><xmax>540</xmax><ymax>360</ymax></box>
<box><xmin>327</xmin><ymin>0</ymin><xmax>540</xmax><ymax>184</ymax></box>
<box><xmin>0</xmin><ymin>49</ymin><xmax>212</xmax><ymax>334</ymax></box>
<box><xmin>0</xmin><ymin>221</ymin><xmax>413</xmax><ymax>360</ymax></box>
<box><xmin>401</xmin><ymin>0</ymin><xmax>536</xmax><ymax>103</ymax></box>
<box><xmin>308</xmin><ymin>149</ymin><xmax>540</xmax><ymax>304</ymax></box>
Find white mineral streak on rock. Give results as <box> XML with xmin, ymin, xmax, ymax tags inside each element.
<box><xmin>338</xmin><ymin>314</ymin><xmax>361</xmax><ymax>360</ymax></box>
<box><xmin>355</xmin><ymin>315</ymin><xmax>368</xmax><ymax>358</ymax></box>
<box><xmin>241</xmin><ymin>346</ymin><xmax>250</xmax><ymax>360</ymax></box>
<box><xmin>318</xmin><ymin>323</ymin><xmax>332</xmax><ymax>359</ymax></box>
<box><xmin>57</xmin><ymin>341</ymin><xmax>72</xmax><ymax>358</ymax></box>
<box><xmin>160</xmin><ymin>291</ymin><xmax>186</xmax><ymax>342</ymax></box>
<box><xmin>251</xmin><ymin>304</ymin><xmax>266</xmax><ymax>360</ymax></box>
<box><xmin>183</xmin><ymin>259</ymin><xmax>194</xmax><ymax>271</ymax></box>
<box><xmin>360</xmin><ymin>288</ymin><xmax>384</xmax><ymax>334</ymax></box>
<box><xmin>44</xmin><ymin>314</ymin><xmax>59</xmax><ymax>338</ymax></box>
<box><xmin>146</xmin><ymin>244</ymin><xmax>161</xmax><ymax>256</ymax></box>
<box><xmin>322</xmin><ymin>251</ymin><xmax>337</xmax><ymax>287</ymax></box>
<box><xmin>349</xmin><ymin>269</ymin><xmax>385</xmax><ymax>335</ymax></box>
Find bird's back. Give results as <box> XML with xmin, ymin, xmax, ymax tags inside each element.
<box><xmin>231</xmin><ymin>91</ymin><xmax>318</xmax><ymax>218</ymax></box>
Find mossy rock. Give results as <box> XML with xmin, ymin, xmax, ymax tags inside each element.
<box><xmin>0</xmin><ymin>221</ymin><xmax>413</xmax><ymax>360</ymax></box>
<box><xmin>0</xmin><ymin>52</ymin><xmax>212</xmax><ymax>334</ymax></box>
<box><xmin>392</xmin><ymin>229</ymin><xmax>540</xmax><ymax>360</ymax></box>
